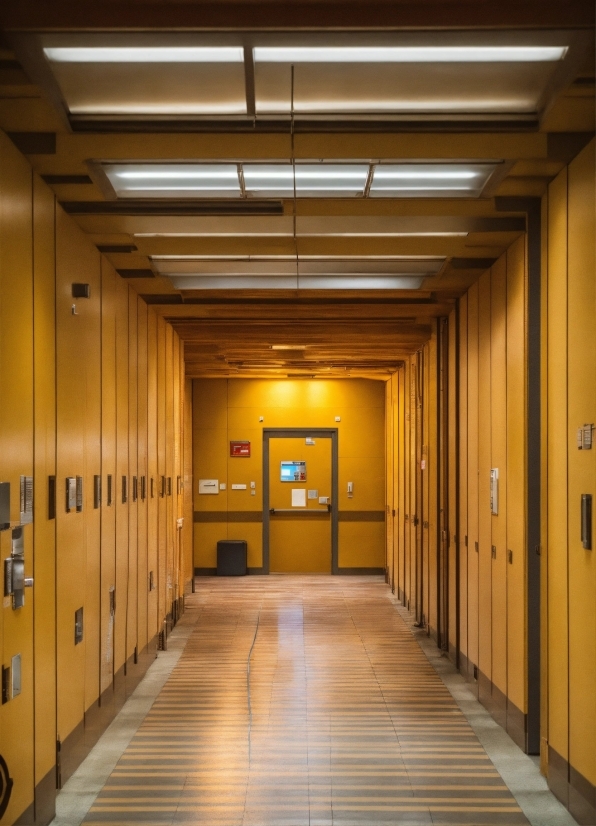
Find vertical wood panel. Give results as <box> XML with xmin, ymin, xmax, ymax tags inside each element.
<box><xmin>82</xmin><ymin>226</ymin><xmax>102</xmax><ymax>715</ymax></box>
<box><xmin>0</xmin><ymin>132</ymin><xmax>35</xmax><ymax>822</ymax></box>
<box><xmin>32</xmin><ymin>175</ymin><xmax>57</xmax><ymax>798</ymax></box>
<box><xmin>147</xmin><ymin>308</ymin><xmax>159</xmax><ymax>642</ymax></box>
<box><xmin>466</xmin><ymin>283</ymin><xmax>480</xmax><ymax>680</ymax></box>
<box><xmin>426</xmin><ymin>333</ymin><xmax>438</xmax><ymax>636</ymax></box>
<box><xmin>157</xmin><ymin>316</ymin><xmax>167</xmax><ymax>626</ymax></box>
<box><xmin>114</xmin><ymin>275</ymin><xmax>129</xmax><ymax>674</ymax></box>
<box><xmin>127</xmin><ymin>288</ymin><xmax>138</xmax><ymax>663</ymax></box>
<box><xmin>458</xmin><ymin>295</ymin><xmax>469</xmax><ymax>666</ymax></box>
<box><xmin>477</xmin><ymin>270</ymin><xmax>492</xmax><ymax>698</ymax></box>
<box><xmin>507</xmin><ymin>236</ymin><xmax>528</xmax><ymax>721</ymax></box>
<box><xmin>447</xmin><ymin>311</ymin><xmax>458</xmax><ymax>657</ymax></box>
<box><xmin>100</xmin><ymin>259</ymin><xmax>117</xmax><ymax>694</ymax></box>
<box><xmin>567</xmin><ymin>141</ymin><xmax>596</xmax><ymax>789</ymax></box>
<box><xmin>55</xmin><ymin>208</ymin><xmax>90</xmax><ymax>741</ymax></box>
<box><xmin>490</xmin><ymin>255</ymin><xmax>508</xmax><ymax>707</ymax></box>
<box><xmin>137</xmin><ymin>297</ymin><xmax>149</xmax><ymax>653</ymax></box>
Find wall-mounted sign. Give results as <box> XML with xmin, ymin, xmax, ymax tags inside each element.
<box><xmin>230</xmin><ymin>441</ymin><xmax>251</xmax><ymax>457</ymax></box>
<box><xmin>281</xmin><ymin>461</ymin><xmax>306</xmax><ymax>482</ymax></box>
<box><xmin>198</xmin><ymin>479</ymin><xmax>218</xmax><ymax>495</ymax></box>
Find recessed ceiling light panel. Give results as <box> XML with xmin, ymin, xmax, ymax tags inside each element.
<box><xmin>44</xmin><ymin>47</ymin><xmax>245</xmax><ymax>63</ymax></box>
<box><xmin>103</xmin><ymin>163</ymin><xmax>241</xmax><ymax>198</ymax></box>
<box><xmin>253</xmin><ymin>46</ymin><xmax>567</xmax><ymax>63</ymax></box>
<box><xmin>370</xmin><ymin>163</ymin><xmax>498</xmax><ymax>197</ymax></box>
<box><xmin>243</xmin><ymin>164</ymin><xmax>370</xmax><ymax>196</ymax></box>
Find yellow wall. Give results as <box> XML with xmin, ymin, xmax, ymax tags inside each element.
<box><xmin>0</xmin><ymin>128</ymin><xmax>191</xmax><ymax>825</ymax></box>
<box><xmin>388</xmin><ymin>141</ymin><xmax>596</xmax><ymax>824</ymax></box>
<box><xmin>193</xmin><ymin>378</ymin><xmax>386</xmax><ymax>571</ymax></box>
<box><xmin>456</xmin><ymin>238</ymin><xmax>528</xmax><ymax>741</ymax></box>
<box><xmin>388</xmin><ymin>245</ymin><xmax>528</xmax><ymax>747</ymax></box>
<box><xmin>543</xmin><ymin>138</ymin><xmax>596</xmax><ymax>820</ymax></box>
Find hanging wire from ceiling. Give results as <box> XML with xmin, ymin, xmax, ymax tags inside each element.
<box><xmin>290</xmin><ymin>64</ymin><xmax>299</xmax><ymax>290</ymax></box>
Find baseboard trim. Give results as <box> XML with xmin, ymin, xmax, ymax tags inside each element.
<box><xmin>34</xmin><ymin>765</ymin><xmax>56</xmax><ymax>826</ymax></box>
<box><xmin>58</xmin><ymin>634</ymin><xmax>164</xmax><ymax>787</ymax></box>
<box><xmin>548</xmin><ymin>745</ymin><xmax>596</xmax><ymax>825</ymax></box>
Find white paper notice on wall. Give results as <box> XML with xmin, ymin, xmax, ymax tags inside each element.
<box><xmin>198</xmin><ymin>479</ymin><xmax>218</xmax><ymax>494</ymax></box>
<box><xmin>292</xmin><ymin>488</ymin><xmax>306</xmax><ymax>507</ymax></box>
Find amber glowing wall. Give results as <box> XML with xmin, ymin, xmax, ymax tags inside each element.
<box><xmin>387</xmin><ymin>247</ymin><xmax>528</xmax><ymax>749</ymax></box>
<box><xmin>0</xmin><ymin>129</ymin><xmax>192</xmax><ymax>826</ymax></box>
<box><xmin>192</xmin><ymin>378</ymin><xmax>386</xmax><ymax>572</ymax></box>
<box><xmin>542</xmin><ymin>138</ymin><xmax>595</xmax><ymax>825</ymax></box>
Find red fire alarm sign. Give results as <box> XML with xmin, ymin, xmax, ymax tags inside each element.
<box><xmin>230</xmin><ymin>441</ymin><xmax>251</xmax><ymax>457</ymax></box>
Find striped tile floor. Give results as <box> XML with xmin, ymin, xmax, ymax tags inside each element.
<box><xmin>83</xmin><ymin>576</ymin><xmax>529</xmax><ymax>825</ymax></box>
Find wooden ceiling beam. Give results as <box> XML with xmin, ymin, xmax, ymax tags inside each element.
<box><xmin>2</xmin><ymin>1</ymin><xmax>593</xmax><ymax>31</ymax></box>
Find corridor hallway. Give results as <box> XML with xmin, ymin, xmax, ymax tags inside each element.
<box><xmin>60</xmin><ymin>576</ymin><xmax>569</xmax><ymax>826</ymax></box>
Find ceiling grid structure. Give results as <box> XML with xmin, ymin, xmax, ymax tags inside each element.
<box><xmin>0</xmin><ymin>1</ymin><xmax>594</xmax><ymax>378</ymax></box>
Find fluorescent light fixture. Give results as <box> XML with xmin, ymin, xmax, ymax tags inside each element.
<box><xmin>253</xmin><ymin>46</ymin><xmax>567</xmax><ymax>63</ymax></box>
<box><xmin>374</xmin><ymin>171</ymin><xmax>478</xmax><ymax>180</ymax></box>
<box><xmin>117</xmin><ymin>171</ymin><xmax>239</xmax><ymax>180</ymax></box>
<box><xmin>151</xmin><ymin>254</ymin><xmax>444</xmax><ymax>261</ymax></box>
<box><xmin>371</xmin><ymin>163</ymin><xmax>497</xmax><ymax>197</ymax></box>
<box><xmin>44</xmin><ymin>46</ymin><xmax>244</xmax><ymax>63</ymax></box>
<box><xmin>103</xmin><ymin>163</ymin><xmax>241</xmax><ymax>198</ymax></box>
<box><xmin>304</xmin><ymin>232</ymin><xmax>469</xmax><ymax>237</ymax></box>
<box><xmin>136</xmin><ymin>231</ymin><xmax>467</xmax><ymax>238</ymax></box>
<box><xmin>243</xmin><ymin>164</ymin><xmax>369</xmax><ymax>195</ymax></box>
<box><xmin>135</xmin><ymin>232</ymin><xmax>292</xmax><ymax>238</ymax></box>
<box><xmin>168</xmin><ymin>275</ymin><xmax>424</xmax><ymax>290</ymax></box>
<box><xmin>271</xmin><ymin>345</ymin><xmax>307</xmax><ymax>350</ymax></box>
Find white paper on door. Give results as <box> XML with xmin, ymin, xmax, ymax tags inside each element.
<box><xmin>291</xmin><ymin>488</ymin><xmax>306</xmax><ymax>507</ymax></box>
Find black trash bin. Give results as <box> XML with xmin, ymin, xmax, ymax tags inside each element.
<box><xmin>217</xmin><ymin>539</ymin><xmax>247</xmax><ymax>576</ymax></box>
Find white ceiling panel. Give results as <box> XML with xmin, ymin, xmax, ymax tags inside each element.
<box><xmin>48</xmin><ymin>61</ymin><xmax>247</xmax><ymax>115</ymax></box>
<box><xmin>254</xmin><ymin>61</ymin><xmax>563</xmax><ymax>115</ymax></box>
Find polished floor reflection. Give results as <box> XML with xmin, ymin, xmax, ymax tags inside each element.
<box><xmin>83</xmin><ymin>576</ymin><xmax>529</xmax><ymax>825</ymax></box>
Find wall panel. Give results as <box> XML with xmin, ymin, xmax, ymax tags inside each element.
<box><xmin>0</xmin><ymin>127</ymin><xmax>189</xmax><ymax>824</ymax></box>
<box><xmin>0</xmin><ymin>131</ymin><xmax>35</xmax><ymax>825</ymax></box>
<box><xmin>458</xmin><ymin>294</ymin><xmax>469</xmax><ymax>666</ymax></box>
<box><xmin>490</xmin><ymin>255</ymin><xmax>508</xmax><ymax>721</ymax></box>
<box><xmin>506</xmin><ymin>236</ymin><xmax>528</xmax><ymax>734</ymax></box>
<box><xmin>466</xmin><ymin>283</ymin><xmax>480</xmax><ymax>682</ymax></box>
<box><xmin>32</xmin><ymin>175</ymin><xmax>57</xmax><ymax>816</ymax></box>
<box><xmin>566</xmin><ymin>142</ymin><xmax>596</xmax><ymax>802</ymax></box>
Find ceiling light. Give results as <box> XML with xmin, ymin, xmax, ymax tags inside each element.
<box><xmin>271</xmin><ymin>345</ymin><xmax>306</xmax><ymax>350</ymax></box>
<box><xmin>307</xmin><ymin>232</ymin><xmax>469</xmax><ymax>237</ymax></box>
<box><xmin>103</xmin><ymin>163</ymin><xmax>241</xmax><ymax>198</ymax></box>
<box><xmin>243</xmin><ymin>164</ymin><xmax>369</xmax><ymax>195</ymax></box>
<box><xmin>167</xmin><ymin>275</ymin><xmax>424</xmax><ymax>289</ymax></box>
<box><xmin>253</xmin><ymin>46</ymin><xmax>567</xmax><ymax>63</ymax></box>
<box><xmin>150</xmin><ymin>254</ymin><xmax>443</xmax><ymax>261</ymax></box>
<box><xmin>44</xmin><ymin>46</ymin><xmax>245</xmax><ymax>63</ymax></box>
<box><xmin>374</xmin><ymin>171</ymin><xmax>478</xmax><ymax>180</ymax></box>
<box><xmin>136</xmin><ymin>231</ymin><xmax>467</xmax><ymax>238</ymax></box>
<box><xmin>135</xmin><ymin>232</ymin><xmax>291</xmax><ymax>238</ymax></box>
<box><xmin>370</xmin><ymin>163</ymin><xmax>497</xmax><ymax>197</ymax></box>
<box><xmin>117</xmin><ymin>171</ymin><xmax>239</xmax><ymax>180</ymax></box>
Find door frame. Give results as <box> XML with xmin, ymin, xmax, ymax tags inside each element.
<box><xmin>262</xmin><ymin>428</ymin><xmax>339</xmax><ymax>574</ymax></box>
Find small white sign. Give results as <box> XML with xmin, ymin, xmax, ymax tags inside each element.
<box><xmin>198</xmin><ymin>479</ymin><xmax>218</xmax><ymax>494</ymax></box>
<box><xmin>292</xmin><ymin>488</ymin><xmax>306</xmax><ymax>507</ymax></box>
<box><xmin>319</xmin><ymin>496</ymin><xmax>330</xmax><ymax>505</ymax></box>
<box><xmin>231</xmin><ymin>484</ymin><xmax>247</xmax><ymax>490</ymax></box>
<box><xmin>308</xmin><ymin>490</ymin><xmax>318</xmax><ymax>499</ymax></box>
<box><xmin>219</xmin><ymin>483</ymin><xmax>227</xmax><ymax>490</ymax></box>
